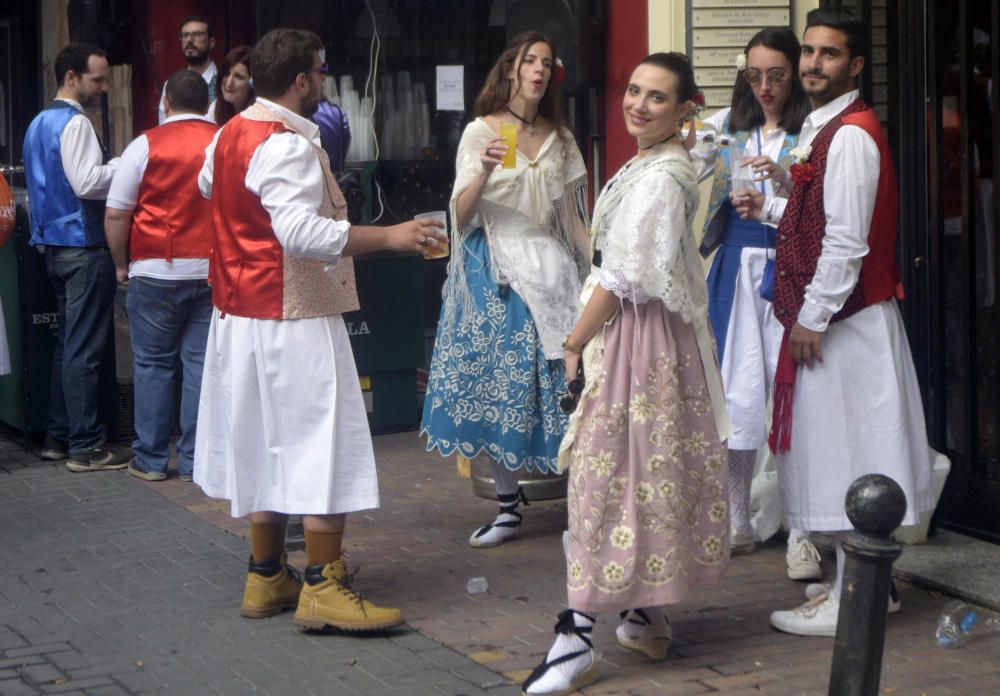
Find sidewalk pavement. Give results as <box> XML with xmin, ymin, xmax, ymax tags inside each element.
<box><xmin>2</xmin><ymin>430</ymin><xmax>999</xmax><ymax>695</ymax></box>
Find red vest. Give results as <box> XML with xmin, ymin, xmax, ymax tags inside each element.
<box><xmin>129</xmin><ymin>119</ymin><xmax>219</xmax><ymax>262</ymax></box>
<box><xmin>773</xmin><ymin>98</ymin><xmax>903</xmax><ymax>329</ymax></box>
<box><xmin>208</xmin><ymin>109</ymin><xmax>360</xmax><ymax>320</ymax></box>
<box><xmin>210</xmin><ymin>116</ymin><xmax>288</xmax><ymax>318</ymax></box>
<box><xmin>769</xmin><ymin>98</ymin><xmax>904</xmax><ymax>454</ymax></box>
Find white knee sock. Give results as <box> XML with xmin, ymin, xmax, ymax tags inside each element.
<box><xmin>492</xmin><ymin>458</ymin><xmax>520</xmax><ymax>496</ymax></box>
<box><xmin>728</xmin><ymin>449</ymin><xmax>756</xmax><ymax>535</ymax></box>
<box><xmin>618</xmin><ymin>607</ymin><xmax>666</xmax><ymax>640</ymax></box>
<box><xmin>535</xmin><ymin>610</ymin><xmax>594</xmax><ymax>687</ymax></box>
<box><xmin>831</xmin><ymin>534</ymin><xmax>847</xmax><ymax>601</ymax></box>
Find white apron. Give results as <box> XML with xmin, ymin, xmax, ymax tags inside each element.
<box><xmin>194</xmin><ymin>309</ymin><xmax>378</xmax><ymax>517</ymax></box>
<box><xmin>778</xmin><ymin>299</ymin><xmax>934</xmax><ymax>531</ymax></box>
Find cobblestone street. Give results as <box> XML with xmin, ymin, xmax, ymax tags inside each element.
<box><xmin>1</xmin><ymin>432</ymin><xmax>998</xmax><ymax>695</ymax></box>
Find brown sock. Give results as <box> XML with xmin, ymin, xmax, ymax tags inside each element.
<box><xmin>250</xmin><ymin>518</ymin><xmax>288</xmax><ymax>563</ymax></box>
<box><xmin>305</xmin><ymin>529</ymin><xmax>344</xmax><ymax>567</ymax></box>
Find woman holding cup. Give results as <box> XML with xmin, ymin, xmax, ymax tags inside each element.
<box><xmin>691</xmin><ymin>28</ymin><xmax>820</xmax><ymax>574</ymax></box>
<box><xmin>420</xmin><ymin>31</ymin><xmax>590</xmax><ymax>547</ymax></box>
<box><xmin>522</xmin><ymin>53</ymin><xmax>729</xmax><ymax>695</ymax></box>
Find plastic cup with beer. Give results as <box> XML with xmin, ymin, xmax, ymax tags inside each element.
<box><xmin>499</xmin><ymin>122</ymin><xmax>518</xmax><ymax>169</ymax></box>
<box><xmin>415</xmin><ymin>211</ymin><xmax>449</xmax><ymax>259</ymax></box>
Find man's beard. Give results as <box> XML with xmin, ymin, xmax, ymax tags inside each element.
<box><xmin>801</xmin><ymin>71</ymin><xmax>846</xmax><ymax>101</ymax></box>
<box><xmin>185</xmin><ymin>48</ymin><xmax>210</xmax><ymax>66</ymax></box>
<box><xmin>301</xmin><ymin>89</ymin><xmax>323</xmax><ymax>118</ymax></box>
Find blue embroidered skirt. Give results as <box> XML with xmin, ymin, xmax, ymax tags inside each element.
<box><xmin>420</xmin><ymin>229</ymin><xmax>568</xmax><ymax>473</ymax></box>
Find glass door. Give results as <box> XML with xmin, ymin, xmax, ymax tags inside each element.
<box><xmin>926</xmin><ymin>0</ymin><xmax>1000</xmax><ymax>541</ymax></box>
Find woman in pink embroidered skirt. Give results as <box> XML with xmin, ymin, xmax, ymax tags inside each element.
<box><xmin>522</xmin><ymin>53</ymin><xmax>730</xmax><ymax>696</ymax></box>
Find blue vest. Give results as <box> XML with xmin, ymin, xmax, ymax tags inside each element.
<box><xmin>23</xmin><ymin>101</ymin><xmax>108</xmax><ymax>247</ymax></box>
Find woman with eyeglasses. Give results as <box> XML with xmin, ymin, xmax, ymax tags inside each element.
<box><xmin>693</xmin><ymin>28</ymin><xmax>820</xmax><ymax>578</ymax></box>
<box><xmin>420</xmin><ymin>32</ymin><xmax>590</xmax><ymax>548</ymax></box>
<box><xmin>522</xmin><ymin>53</ymin><xmax>729</xmax><ymax>695</ymax></box>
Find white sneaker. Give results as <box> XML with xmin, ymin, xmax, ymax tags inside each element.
<box><xmin>786</xmin><ymin>534</ymin><xmax>822</xmax><ymax>581</ymax></box>
<box><xmin>616</xmin><ymin>609</ymin><xmax>671</xmax><ymax>660</ymax></box>
<box><xmin>804</xmin><ymin>582</ymin><xmax>832</xmax><ymax>600</ymax></box>
<box><xmin>770</xmin><ymin>594</ymin><xmax>840</xmax><ymax>636</ymax></box>
<box><xmin>804</xmin><ymin>582</ymin><xmax>901</xmax><ymax>614</ymax></box>
<box><xmin>730</xmin><ymin>529</ymin><xmax>757</xmax><ymax>556</ymax></box>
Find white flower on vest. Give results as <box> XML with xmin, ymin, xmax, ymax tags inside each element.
<box><xmin>790</xmin><ymin>144</ymin><xmax>812</xmax><ymax>163</ymax></box>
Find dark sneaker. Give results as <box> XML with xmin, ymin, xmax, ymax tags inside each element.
<box><xmin>127</xmin><ymin>460</ymin><xmax>167</xmax><ymax>482</ymax></box>
<box><xmin>66</xmin><ymin>445</ymin><xmax>130</xmax><ymax>473</ymax></box>
<box><xmin>36</xmin><ymin>435</ymin><xmax>68</xmax><ymax>461</ymax></box>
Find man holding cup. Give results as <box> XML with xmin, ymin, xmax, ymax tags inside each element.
<box><xmin>194</xmin><ymin>28</ymin><xmax>444</xmax><ymax>632</ymax></box>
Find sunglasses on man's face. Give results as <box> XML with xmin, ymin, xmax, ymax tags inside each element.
<box><xmin>305</xmin><ymin>63</ymin><xmax>329</xmax><ymax>75</ymax></box>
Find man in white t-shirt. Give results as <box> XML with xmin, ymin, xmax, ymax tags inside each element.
<box><xmin>106</xmin><ymin>70</ymin><xmax>219</xmax><ymax>481</ymax></box>
<box><xmin>157</xmin><ymin>15</ymin><xmax>217</xmax><ymax>124</ymax></box>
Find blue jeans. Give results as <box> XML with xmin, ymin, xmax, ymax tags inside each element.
<box><xmin>44</xmin><ymin>246</ymin><xmax>116</xmax><ymax>455</ymax></box>
<box><xmin>126</xmin><ymin>276</ymin><xmax>212</xmax><ymax>477</ymax></box>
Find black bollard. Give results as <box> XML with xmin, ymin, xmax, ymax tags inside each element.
<box><xmin>829</xmin><ymin>474</ymin><xmax>907</xmax><ymax>696</ymax></box>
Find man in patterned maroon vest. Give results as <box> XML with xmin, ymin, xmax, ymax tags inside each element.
<box><xmin>734</xmin><ymin>9</ymin><xmax>934</xmax><ymax>637</ymax></box>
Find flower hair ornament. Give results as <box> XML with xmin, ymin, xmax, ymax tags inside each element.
<box><xmin>735</xmin><ymin>53</ymin><xmax>747</xmax><ymax>72</ymax></box>
<box><xmin>689</xmin><ymin>90</ymin><xmax>706</xmax><ymax>117</ymax></box>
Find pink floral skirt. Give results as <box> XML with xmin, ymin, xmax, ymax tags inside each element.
<box><xmin>560</xmin><ymin>299</ymin><xmax>730</xmax><ymax>612</ymax></box>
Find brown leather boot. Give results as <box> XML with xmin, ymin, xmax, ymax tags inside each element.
<box><xmin>293</xmin><ymin>559</ymin><xmax>403</xmax><ymax>631</ymax></box>
<box><xmin>240</xmin><ymin>553</ymin><xmax>303</xmax><ymax>618</ymax></box>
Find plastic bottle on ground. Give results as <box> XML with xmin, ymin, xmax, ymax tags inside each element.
<box><xmin>935</xmin><ymin>601</ymin><xmax>1000</xmax><ymax>648</ymax></box>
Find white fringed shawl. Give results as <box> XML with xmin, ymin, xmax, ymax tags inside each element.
<box><xmin>440</xmin><ymin>118</ymin><xmax>590</xmax><ymax>359</ymax></box>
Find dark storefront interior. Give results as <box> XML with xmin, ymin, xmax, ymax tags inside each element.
<box><xmin>0</xmin><ymin>0</ymin><xmax>997</xmax><ymax>540</ymax></box>
<box><xmin>830</xmin><ymin>0</ymin><xmax>999</xmax><ymax>541</ymax></box>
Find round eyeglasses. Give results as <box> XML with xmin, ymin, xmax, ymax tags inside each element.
<box><xmin>745</xmin><ymin>68</ymin><xmax>788</xmax><ymax>86</ymax></box>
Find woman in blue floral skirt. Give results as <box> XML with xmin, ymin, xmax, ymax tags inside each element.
<box><xmin>420</xmin><ymin>31</ymin><xmax>590</xmax><ymax>547</ymax></box>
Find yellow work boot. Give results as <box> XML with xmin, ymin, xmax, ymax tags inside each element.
<box><xmin>293</xmin><ymin>559</ymin><xmax>404</xmax><ymax>632</ymax></box>
<box><xmin>240</xmin><ymin>553</ymin><xmax>303</xmax><ymax>618</ymax></box>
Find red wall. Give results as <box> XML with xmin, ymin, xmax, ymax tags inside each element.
<box><xmin>603</xmin><ymin>0</ymin><xmax>648</xmax><ymax>179</ymax></box>
<box><xmin>131</xmin><ymin>1</ymin><xmax>256</xmax><ymax>135</ymax></box>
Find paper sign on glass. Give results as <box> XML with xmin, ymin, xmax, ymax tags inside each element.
<box><xmin>436</xmin><ymin>65</ymin><xmax>465</xmax><ymax>111</ymax></box>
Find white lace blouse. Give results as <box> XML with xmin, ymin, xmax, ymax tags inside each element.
<box><xmin>443</xmin><ymin>118</ymin><xmax>591</xmax><ymax>359</ymax></box>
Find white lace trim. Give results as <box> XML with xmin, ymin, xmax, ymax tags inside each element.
<box><xmin>592</xmin><ymin>147</ymin><xmax>707</xmax><ymax>323</ymax></box>
<box><xmin>442</xmin><ymin>119</ymin><xmax>591</xmax><ymax>359</ymax></box>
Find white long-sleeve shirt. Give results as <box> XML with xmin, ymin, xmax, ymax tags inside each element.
<box><xmin>107</xmin><ymin>113</ymin><xmax>214</xmax><ymax>280</ymax></box>
<box><xmin>763</xmin><ymin>90</ymin><xmax>880</xmax><ymax>332</ymax></box>
<box><xmin>198</xmin><ymin>98</ymin><xmax>352</xmax><ymax>263</ymax></box>
<box><xmin>56</xmin><ymin>98</ymin><xmax>119</xmax><ymax>199</ymax></box>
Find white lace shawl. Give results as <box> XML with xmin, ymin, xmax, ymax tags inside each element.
<box><xmin>441</xmin><ymin>118</ymin><xmax>591</xmax><ymax>359</ymax></box>
<box><xmin>592</xmin><ymin>146</ymin><xmax>707</xmax><ymax>323</ymax></box>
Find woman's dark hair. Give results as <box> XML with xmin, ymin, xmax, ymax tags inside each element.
<box><xmin>638</xmin><ymin>52</ymin><xmax>699</xmax><ymax>103</ymax></box>
<box><xmin>728</xmin><ymin>27</ymin><xmax>809</xmax><ymax>134</ymax></box>
<box><xmin>215</xmin><ymin>45</ymin><xmax>254</xmax><ymax>125</ymax></box>
<box><xmin>473</xmin><ymin>32</ymin><xmax>568</xmax><ymax>138</ymax></box>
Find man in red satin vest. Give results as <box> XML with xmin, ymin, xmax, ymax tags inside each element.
<box><xmin>105</xmin><ymin>69</ymin><xmax>217</xmax><ymax>485</ymax></box>
<box><xmin>734</xmin><ymin>9</ymin><xmax>933</xmax><ymax>637</ymax></box>
<box><xmin>192</xmin><ymin>28</ymin><xmax>446</xmax><ymax>634</ymax></box>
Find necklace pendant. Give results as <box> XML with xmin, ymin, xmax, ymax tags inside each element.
<box><xmin>528</xmin><ymin>126</ymin><xmax>534</xmax><ymax>136</ymax></box>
